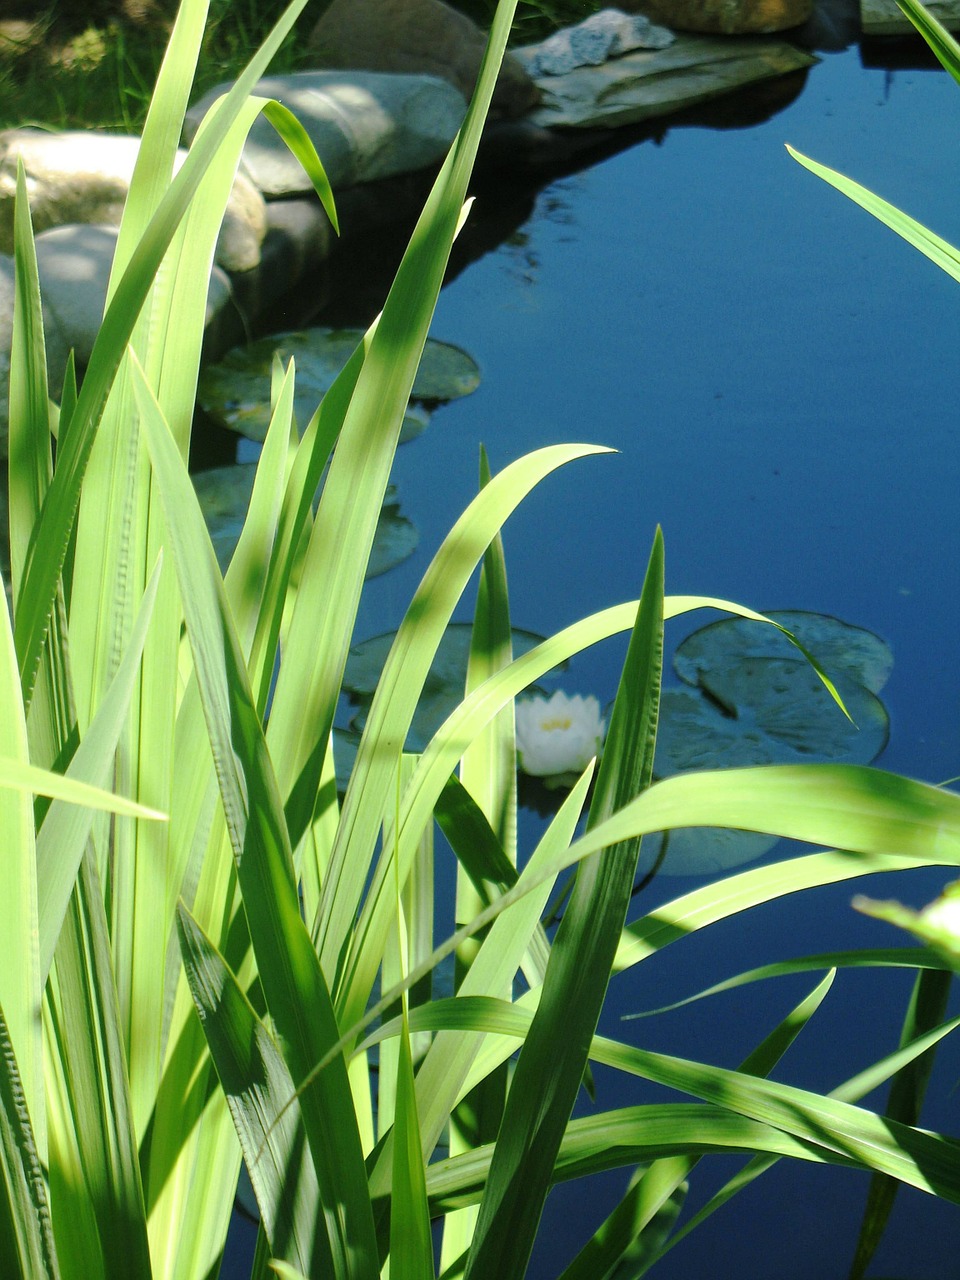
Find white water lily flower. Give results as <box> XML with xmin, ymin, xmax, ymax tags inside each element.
<box><xmin>516</xmin><ymin>690</ymin><xmax>605</xmax><ymax>787</ymax></box>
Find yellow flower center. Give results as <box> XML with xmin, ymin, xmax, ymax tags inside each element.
<box><xmin>541</xmin><ymin>716</ymin><xmax>573</xmax><ymax>731</ymax></box>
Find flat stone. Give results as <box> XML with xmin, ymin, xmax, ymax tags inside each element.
<box><xmin>184</xmin><ymin>71</ymin><xmax>467</xmax><ymax>198</ymax></box>
<box><xmin>525</xmin><ymin>34</ymin><xmax>817</xmax><ymax>129</ymax></box>
<box><xmin>0</xmin><ymin>128</ymin><xmax>268</xmax><ymax>272</ymax></box>
<box><xmin>861</xmin><ymin>0</ymin><xmax>960</xmax><ymax>32</ymax></box>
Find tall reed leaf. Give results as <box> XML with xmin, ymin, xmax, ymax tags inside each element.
<box><xmin>133</xmin><ymin>358</ymin><xmax>379</xmax><ymax>1278</ymax></box>
<box><xmin>176</xmin><ymin>904</ymin><xmax>323</xmax><ymax>1275</ymax></box>
<box><xmin>463</xmin><ymin>528</ymin><xmax>664</xmax><ymax>1280</ymax></box>
<box><xmin>0</xmin><ymin>1006</ymin><xmax>60</xmax><ymax>1280</ymax></box>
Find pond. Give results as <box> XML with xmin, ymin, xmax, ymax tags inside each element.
<box><xmin>215</xmin><ymin>25</ymin><xmax>960</xmax><ymax>1280</ymax></box>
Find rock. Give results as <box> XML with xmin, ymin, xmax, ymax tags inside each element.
<box><xmin>33</xmin><ymin>224</ymin><xmax>232</xmax><ymax>369</ymax></box>
<box><xmin>517</xmin><ymin>10</ymin><xmax>675</xmax><ymax>77</ymax></box>
<box><xmin>306</xmin><ymin>0</ymin><xmax>539</xmax><ymax>119</ymax></box>
<box><xmin>861</xmin><ymin>0</ymin><xmax>960</xmax><ymax>32</ymax></box>
<box><xmin>184</xmin><ymin>71</ymin><xmax>467</xmax><ymax>198</ymax></box>
<box><xmin>0</xmin><ymin>224</ymin><xmax>234</xmax><ymax>457</ymax></box>
<box><xmin>622</xmin><ymin>0</ymin><xmax>813</xmax><ymax>34</ymax></box>
<box><xmin>0</xmin><ymin>128</ymin><xmax>268</xmax><ymax>272</ymax></box>
<box><xmin>525</xmin><ymin>33</ymin><xmax>816</xmax><ymax>130</ymax></box>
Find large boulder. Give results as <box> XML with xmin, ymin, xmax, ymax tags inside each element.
<box><xmin>307</xmin><ymin>0</ymin><xmax>539</xmax><ymax>119</ymax></box>
<box><xmin>0</xmin><ymin>129</ymin><xmax>268</xmax><ymax>272</ymax></box>
<box><xmin>184</xmin><ymin>71</ymin><xmax>467</xmax><ymax>197</ymax></box>
<box><xmin>622</xmin><ymin>0</ymin><xmax>813</xmax><ymax>33</ymax></box>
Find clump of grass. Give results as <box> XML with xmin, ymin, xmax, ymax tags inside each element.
<box><xmin>0</xmin><ymin>0</ymin><xmax>312</xmax><ymax>132</ymax></box>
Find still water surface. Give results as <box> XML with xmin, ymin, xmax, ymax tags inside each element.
<box><xmin>222</xmin><ymin>35</ymin><xmax>960</xmax><ymax>1280</ymax></box>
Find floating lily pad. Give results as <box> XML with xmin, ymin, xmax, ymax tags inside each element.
<box><xmin>644</xmin><ymin>640</ymin><xmax>891</xmax><ymax>877</ymax></box>
<box><xmin>659</xmin><ymin>663</ymin><xmax>889</xmax><ymax>773</ymax></box>
<box><xmin>192</xmin><ymin>465</ymin><xmax>418</xmax><ymax>577</ymax></box>
<box><xmin>638</xmin><ymin>826</ymin><xmax>779</xmax><ymax>880</ymax></box>
<box><xmin>343</xmin><ymin>623</ymin><xmax>550</xmax><ymax>752</ymax></box>
<box><xmin>197</xmin><ymin>328</ymin><xmax>480</xmax><ymax>444</ymax></box>
<box><xmin>674</xmin><ymin>610</ymin><xmax>893</xmax><ymax>695</ymax></box>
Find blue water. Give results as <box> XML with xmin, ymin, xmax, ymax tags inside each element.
<box><xmin>353</xmin><ymin>41</ymin><xmax>960</xmax><ymax>1280</ymax></box>
<box><xmin>223</xmin><ymin>36</ymin><xmax>960</xmax><ymax>1280</ymax></box>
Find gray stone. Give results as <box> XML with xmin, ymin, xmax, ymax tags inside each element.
<box><xmin>184</xmin><ymin>72</ymin><xmax>467</xmax><ymax>197</ymax></box>
<box><xmin>861</xmin><ymin>0</ymin><xmax>960</xmax><ymax>32</ymax></box>
<box><xmin>516</xmin><ymin>10</ymin><xmax>675</xmax><ymax>78</ymax></box>
<box><xmin>34</xmin><ymin>224</ymin><xmax>233</xmax><ymax>366</ymax></box>
<box><xmin>0</xmin><ymin>128</ymin><xmax>268</xmax><ymax>272</ymax></box>
<box><xmin>306</xmin><ymin>0</ymin><xmax>539</xmax><ymax>119</ymax></box>
<box><xmin>525</xmin><ymin>34</ymin><xmax>817</xmax><ymax>130</ymax></box>
<box><xmin>0</xmin><ymin>225</ymin><xmax>234</xmax><ymax>457</ymax></box>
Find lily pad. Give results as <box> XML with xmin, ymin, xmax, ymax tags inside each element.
<box><xmin>643</xmin><ymin>649</ymin><xmax>891</xmax><ymax>877</ymax></box>
<box><xmin>658</xmin><ymin>663</ymin><xmax>889</xmax><ymax>774</ymax></box>
<box><xmin>343</xmin><ymin>623</ymin><xmax>550</xmax><ymax>752</ymax></box>
<box><xmin>673</xmin><ymin>610</ymin><xmax>893</xmax><ymax>695</ymax></box>
<box><xmin>192</xmin><ymin>465</ymin><xmax>418</xmax><ymax>577</ymax></box>
<box><xmin>638</xmin><ymin>826</ymin><xmax>779</xmax><ymax>879</ymax></box>
<box><xmin>197</xmin><ymin>328</ymin><xmax>479</xmax><ymax>444</ymax></box>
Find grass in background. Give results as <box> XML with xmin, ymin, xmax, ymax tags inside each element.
<box><xmin>0</xmin><ymin>0</ymin><xmax>309</xmax><ymax>131</ymax></box>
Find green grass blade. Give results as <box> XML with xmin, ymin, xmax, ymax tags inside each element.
<box><xmin>462</xmin><ymin>529</ymin><xmax>664</xmax><ymax>1280</ymax></box>
<box><xmin>36</xmin><ymin>560</ymin><xmax>161</xmax><ymax>982</ymax></box>
<box><xmin>896</xmin><ymin>0</ymin><xmax>960</xmax><ymax>82</ymax></box>
<box><xmin>389</xmin><ymin>1014</ymin><xmax>434</xmax><ymax>1280</ymax></box>
<box><xmin>641</xmin><ymin>1007</ymin><xmax>960</xmax><ymax>1272</ymax></box>
<box><xmin>0</xmin><ymin>760</ymin><xmax>164</xmax><ymax>818</ymax></box>
<box><xmin>788</xmin><ymin>145</ymin><xmax>960</xmax><ymax>285</ymax></box>
<box><xmin>624</xmin><ymin>949</ymin><xmax>948</xmax><ymax>1019</ymax></box>
<box><xmin>588</xmin><ymin>1042</ymin><xmax>960</xmax><ymax>1200</ymax></box>
<box><xmin>0</xmin><ymin>551</ymin><xmax>43</xmax><ymax>1154</ymax></box>
<box><xmin>616</xmin><ymin>850</ymin><xmax>943</xmax><ymax>977</ymax></box>
<box><xmin>557</xmin><ymin>1169</ymin><xmax>685</xmax><ymax>1280</ymax></box>
<box><xmin>426</xmin><ymin>1105</ymin><xmax>863</xmax><ymax>1211</ymax></box>
<box><xmin>325</xmin><ymin>445</ymin><xmax>612</xmax><ymax>1030</ymax></box>
<box><xmin>390</xmin><ymin>596</ymin><xmax>777</xmax><ymax>944</ymax></box>
<box><xmin>0</xmin><ymin>1004</ymin><xmax>60</xmax><ymax>1280</ymax></box>
<box><xmin>847</xmin><ymin>967</ymin><xmax>953</xmax><ymax>1279</ymax></box>
<box><xmin>402</xmin><ymin>765</ymin><xmax>594</xmax><ymax>1178</ymax></box>
<box><xmin>133</xmin><ymin>357</ymin><xmax>379</xmax><ymax>1279</ymax></box>
<box><xmin>588</xmin><ymin>971</ymin><xmax>838</xmax><ymax>1280</ymax></box>
<box><xmin>8</xmin><ymin>160</ymin><xmax>51</xmax><ymax>601</ymax></box>
<box><xmin>442</xmin><ymin>446</ymin><xmax>517</xmax><ymax>1267</ymax></box>
<box><xmin>265</xmin><ymin>0</ymin><xmax>522</xmax><ymax>876</ymax></box>
<box><xmin>176</xmin><ymin>903</ymin><xmax>324</xmax><ymax>1277</ymax></box>
<box><xmin>45</xmin><ymin>848</ymin><xmax>152</xmax><ymax>1280</ymax></box>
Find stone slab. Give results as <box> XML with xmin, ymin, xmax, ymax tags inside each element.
<box><xmin>524</xmin><ymin>33</ymin><xmax>817</xmax><ymax>129</ymax></box>
<box><xmin>862</xmin><ymin>0</ymin><xmax>960</xmax><ymax>32</ymax></box>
